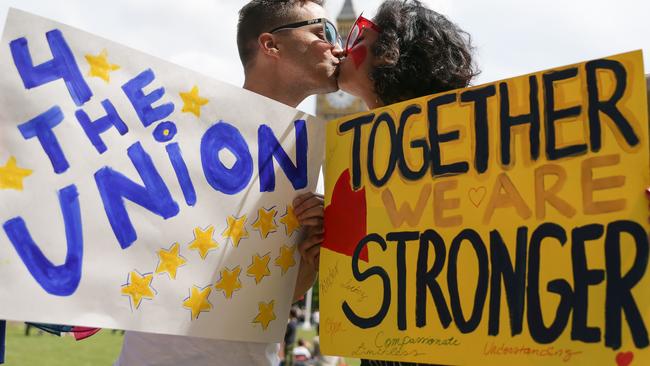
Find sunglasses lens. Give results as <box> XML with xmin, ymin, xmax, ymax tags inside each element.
<box><xmin>347</xmin><ymin>26</ymin><xmax>359</xmax><ymax>50</ymax></box>
<box><xmin>325</xmin><ymin>21</ymin><xmax>337</xmax><ymax>45</ymax></box>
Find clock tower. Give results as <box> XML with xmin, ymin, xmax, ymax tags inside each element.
<box><xmin>316</xmin><ymin>0</ymin><xmax>366</xmax><ymax>121</ymax></box>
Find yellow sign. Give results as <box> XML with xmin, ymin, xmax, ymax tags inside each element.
<box><xmin>321</xmin><ymin>51</ymin><xmax>649</xmax><ymax>365</ymax></box>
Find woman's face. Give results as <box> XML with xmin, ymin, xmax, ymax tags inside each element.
<box><xmin>337</xmin><ymin>27</ymin><xmax>381</xmax><ymax>102</ymax></box>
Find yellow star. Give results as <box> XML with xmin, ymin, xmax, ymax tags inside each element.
<box><xmin>0</xmin><ymin>156</ymin><xmax>32</xmax><ymax>191</ymax></box>
<box><xmin>214</xmin><ymin>266</ymin><xmax>242</xmax><ymax>299</ymax></box>
<box><xmin>252</xmin><ymin>300</ymin><xmax>276</xmax><ymax>330</ymax></box>
<box><xmin>251</xmin><ymin>207</ymin><xmax>278</xmax><ymax>239</ymax></box>
<box><xmin>279</xmin><ymin>205</ymin><xmax>301</xmax><ymax>236</ymax></box>
<box><xmin>182</xmin><ymin>285</ymin><xmax>213</xmax><ymax>320</ymax></box>
<box><xmin>155</xmin><ymin>243</ymin><xmax>187</xmax><ymax>279</ymax></box>
<box><xmin>188</xmin><ymin>226</ymin><xmax>219</xmax><ymax>259</ymax></box>
<box><xmin>247</xmin><ymin>253</ymin><xmax>271</xmax><ymax>284</ymax></box>
<box><xmin>85</xmin><ymin>49</ymin><xmax>120</xmax><ymax>82</ymax></box>
<box><xmin>222</xmin><ymin>215</ymin><xmax>249</xmax><ymax>247</ymax></box>
<box><xmin>179</xmin><ymin>85</ymin><xmax>209</xmax><ymax>117</ymax></box>
<box><xmin>274</xmin><ymin>245</ymin><xmax>297</xmax><ymax>275</ymax></box>
<box><xmin>121</xmin><ymin>271</ymin><xmax>155</xmax><ymax>309</ymax></box>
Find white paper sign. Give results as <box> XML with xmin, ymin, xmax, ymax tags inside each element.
<box><xmin>0</xmin><ymin>8</ymin><xmax>325</xmax><ymax>343</ymax></box>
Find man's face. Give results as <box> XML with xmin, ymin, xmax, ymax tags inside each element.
<box><xmin>273</xmin><ymin>2</ymin><xmax>343</xmax><ymax>95</ymax></box>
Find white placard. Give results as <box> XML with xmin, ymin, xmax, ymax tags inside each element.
<box><xmin>0</xmin><ymin>8</ymin><xmax>325</xmax><ymax>343</ymax></box>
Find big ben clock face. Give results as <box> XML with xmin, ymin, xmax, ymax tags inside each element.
<box><xmin>325</xmin><ymin>90</ymin><xmax>356</xmax><ymax>109</ymax></box>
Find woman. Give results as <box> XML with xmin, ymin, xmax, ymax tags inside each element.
<box><xmin>338</xmin><ymin>0</ymin><xmax>478</xmax><ymax>109</ymax></box>
<box><xmin>336</xmin><ymin>1</ymin><xmax>477</xmax><ymax>365</ymax></box>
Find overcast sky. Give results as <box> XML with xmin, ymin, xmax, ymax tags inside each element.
<box><xmin>0</xmin><ymin>0</ymin><xmax>649</xmax><ymax>114</ymax></box>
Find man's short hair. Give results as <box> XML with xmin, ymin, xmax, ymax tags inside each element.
<box><xmin>237</xmin><ymin>0</ymin><xmax>324</xmax><ymax>68</ymax></box>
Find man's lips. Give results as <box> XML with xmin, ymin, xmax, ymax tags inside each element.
<box><xmin>332</xmin><ymin>59</ymin><xmax>342</xmax><ymax>78</ymax></box>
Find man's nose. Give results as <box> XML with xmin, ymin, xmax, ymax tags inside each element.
<box><xmin>331</xmin><ymin>41</ymin><xmax>344</xmax><ymax>58</ymax></box>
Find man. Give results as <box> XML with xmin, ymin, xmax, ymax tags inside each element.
<box><xmin>115</xmin><ymin>1</ymin><xmax>339</xmax><ymax>365</ymax></box>
<box><xmin>238</xmin><ymin>0</ymin><xmax>339</xmax><ymax>296</ymax></box>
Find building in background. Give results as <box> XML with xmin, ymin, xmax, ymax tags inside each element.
<box><xmin>316</xmin><ymin>0</ymin><xmax>366</xmax><ymax>121</ymax></box>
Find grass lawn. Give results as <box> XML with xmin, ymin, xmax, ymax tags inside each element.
<box><xmin>3</xmin><ymin>322</ymin><xmax>124</xmax><ymax>365</ymax></box>
<box><xmin>2</xmin><ymin>322</ymin><xmax>360</xmax><ymax>365</ymax></box>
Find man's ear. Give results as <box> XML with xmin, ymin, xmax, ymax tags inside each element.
<box><xmin>258</xmin><ymin>33</ymin><xmax>280</xmax><ymax>59</ymax></box>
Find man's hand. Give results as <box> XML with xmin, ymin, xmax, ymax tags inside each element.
<box><xmin>294</xmin><ymin>192</ymin><xmax>324</xmax><ymax>270</ymax></box>
<box><xmin>292</xmin><ymin>192</ymin><xmax>324</xmax><ymax>302</ymax></box>
<box><xmin>293</xmin><ymin>192</ymin><xmax>324</xmax><ymax>227</ymax></box>
<box><xmin>298</xmin><ymin>225</ymin><xmax>324</xmax><ymax>270</ymax></box>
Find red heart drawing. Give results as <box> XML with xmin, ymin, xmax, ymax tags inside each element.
<box><xmin>323</xmin><ymin>169</ymin><xmax>368</xmax><ymax>262</ymax></box>
<box><xmin>616</xmin><ymin>351</ymin><xmax>634</xmax><ymax>366</ymax></box>
<box><xmin>349</xmin><ymin>45</ymin><xmax>368</xmax><ymax>69</ymax></box>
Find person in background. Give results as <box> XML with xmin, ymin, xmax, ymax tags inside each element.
<box><xmin>283</xmin><ymin>308</ymin><xmax>299</xmax><ymax>366</ymax></box>
<box><xmin>292</xmin><ymin>338</ymin><xmax>312</xmax><ymax>366</ymax></box>
<box><xmin>311</xmin><ymin>309</ymin><xmax>320</xmax><ymax>332</ymax></box>
<box><xmin>312</xmin><ymin>335</ymin><xmax>344</xmax><ymax>366</ymax></box>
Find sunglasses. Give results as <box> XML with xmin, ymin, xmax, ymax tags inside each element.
<box><xmin>269</xmin><ymin>18</ymin><xmax>342</xmax><ymax>48</ymax></box>
<box><xmin>345</xmin><ymin>14</ymin><xmax>382</xmax><ymax>53</ymax></box>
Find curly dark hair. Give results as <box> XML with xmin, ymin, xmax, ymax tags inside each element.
<box><xmin>237</xmin><ymin>0</ymin><xmax>325</xmax><ymax>68</ymax></box>
<box><xmin>370</xmin><ymin>0</ymin><xmax>479</xmax><ymax>105</ymax></box>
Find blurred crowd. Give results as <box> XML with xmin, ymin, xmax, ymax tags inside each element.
<box><xmin>280</xmin><ymin>306</ymin><xmax>344</xmax><ymax>366</ymax></box>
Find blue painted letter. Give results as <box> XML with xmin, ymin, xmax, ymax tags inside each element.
<box><xmin>3</xmin><ymin>185</ymin><xmax>83</xmax><ymax>296</ymax></box>
<box><xmin>18</xmin><ymin>106</ymin><xmax>69</xmax><ymax>174</ymax></box>
<box><xmin>95</xmin><ymin>142</ymin><xmax>179</xmax><ymax>249</ymax></box>
<box><xmin>166</xmin><ymin>142</ymin><xmax>196</xmax><ymax>206</ymax></box>
<box><xmin>122</xmin><ymin>69</ymin><xmax>174</xmax><ymax>127</ymax></box>
<box><xmin>258</xmin><ymin>120</ymin><xmax>308</xmax><ymax>192</ymax></box>
<box><xmin>75</xmin><ymin>99</ymin><xmax>129</xmax><ymax>154</ymax></box>
<box><xmin>10</xmin><ymin>29</ymin><xmax>92</xmax><ymax>106</ymax></box>
<box><xmin>201</xmin><ymin>121</ymin><xmax>253</xmax><ymax>195</ymax></box>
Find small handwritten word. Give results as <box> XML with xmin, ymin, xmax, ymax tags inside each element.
<box><xmin>378</xmin><ymin>332</ymin><xmax>460</xmax><ymax>348</ymax></box>
<box><xmin>483</xmin><ymin>341</ymin><xmax>582</xmax><ymax>363</ymax></box>
<box><xmin>351</xmin><ymin>342</ymin><xmax>427</xmax><ymax>358</ymax></box>
<box><xmin>320</xmin><ymin>260</ymin><xmax>339</xmax><ymax>296</ymax></box>
<box><xmin>351</xmin><ymin>331</ymin><xmax>460</xmax><ymax>358</ymax></box>
<box><xmin>340</xmin><ymin>279</ymin><xmax>368</xmax><ymax>302</ymax></box>
<box><xmin>322</xmin><ymin>317</ymin><xmax>347</xmax><ymax>341</ymax></box>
